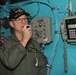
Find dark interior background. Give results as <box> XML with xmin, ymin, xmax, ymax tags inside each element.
<box><xmin>0</xmin><ymin>0</ymin><xmax>29</xmax><ymax>5</ymax></box>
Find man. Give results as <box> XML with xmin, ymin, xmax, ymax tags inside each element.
<box><xmin>0</xmin><ymin>7</ymin><xmax>48</xmax><ymax>75</ymax></box>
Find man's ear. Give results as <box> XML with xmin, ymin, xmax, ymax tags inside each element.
<box><xmin>9</xmin><ymin>21</ymin><xmax>14</xmax><ymax>28</ymax></box>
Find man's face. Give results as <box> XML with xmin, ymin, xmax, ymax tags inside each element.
<box><xmin>9</xmin><ymin>15</ymin><xmax>29</xmax><ymax>33</ymax></box>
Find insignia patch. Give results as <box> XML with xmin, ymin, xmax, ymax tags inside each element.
<box><xmin>28</xmin><ymin>47</ymin><xmax>37</xmax><ymax>53</ymax></box>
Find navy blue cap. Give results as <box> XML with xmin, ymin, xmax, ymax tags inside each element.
<box><xmin>9</xmin><ymin>7</ymin><xmax>30</xmax><ymax>21</ymax></box>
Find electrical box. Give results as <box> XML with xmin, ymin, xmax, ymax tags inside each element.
<box><xmin>61</xmin><ymin>16</ymin><xmax>76</xmax><ymax>43</ymax></box>
<box><xmin>32</xmin><ymin>16</ymin><xmax>52</xmax><ymax>44</ymax></box>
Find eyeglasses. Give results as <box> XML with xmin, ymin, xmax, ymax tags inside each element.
<box><xmin>12</xmin><ymin>17</ymin><xmax>30</xmax><ymax>23</ymax></box>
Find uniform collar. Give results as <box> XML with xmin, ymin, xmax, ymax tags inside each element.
<box><xmin>11</xmin><ymin>33</ymin><xmax>20</xmax><ymax>42</ymax></box>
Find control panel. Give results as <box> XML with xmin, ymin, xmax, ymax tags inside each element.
<box><xmin>61</xmin><ymin>16</ymin><xmax>76</xmax><ymax>43</ymax></box>
<box><xmin>32</xmin><ymin>16</ymin><xmax>52</xmax><ymax>44</ymax></box>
